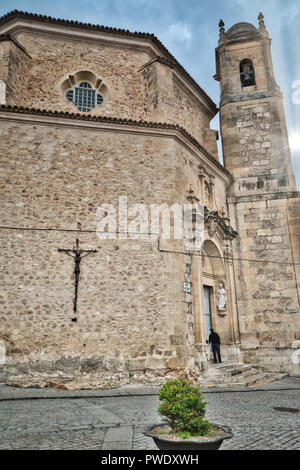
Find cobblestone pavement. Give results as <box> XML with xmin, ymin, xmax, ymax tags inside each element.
<box><xmin>0</xmin><ymin>380</ymin><xmax>299</xmax><ymax>450</ymax></box>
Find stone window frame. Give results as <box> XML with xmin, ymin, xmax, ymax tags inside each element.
<box><xmin>59</xmin><ymin>70</ymin><xmax>110</xmax><ymax>112</ymax></box>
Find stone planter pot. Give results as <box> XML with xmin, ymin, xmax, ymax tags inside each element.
<box><xmin>143</xmin><ymin>423</ymin><xmax>233</xmax><ymax>450</ymax></box>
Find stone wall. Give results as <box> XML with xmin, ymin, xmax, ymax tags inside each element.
<box><xmin>0</xmin><ymin>229</ymin><xmax>192</xmax><ymax>388</ymax></box>
<box><xmin>1</xmin><ymin>115</ymin><xmax>227</xmax><ymax>388</ymax></box>
<box><xmin>0</xmin><ymin>18</ymin><xmax>242</xmax><ymax>387</ymax></box>
<box><xmin>0</xmin><ymin>31</ymin><xmax>217</xmax><ymax>148</ymax></box>
<box><xmin>141</xmin><ymin>60</ymin><xmax>212</xmax><ymax>145</ymax></box>
<box><xmin>10</xmin><ymin>31</ymin><xmax>147</xmax><ymax>120</ymax></box>
<box><xmin>228</xmin><ymin>194</ymin><xmax>300</xmax><ymax>375</ymax></box>
<box><xmin>0</xmin><ymin>39</ymin><xmax>31</xmax><ymax>105</ymax></box>
<box><xmin>221</xmin><ymin>97</ymin><xmax>296</xmax><ymax>196</ymax></box>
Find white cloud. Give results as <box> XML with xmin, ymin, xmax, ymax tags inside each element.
<box><xmin>289</xmin><ymin>132</ymin><xmax>300</xmax><ymax>152</ymax></box>
<box><xmin>164</xmin><ymin>22</ymin><xmax>193</xmax><ymax>47</ymax></box>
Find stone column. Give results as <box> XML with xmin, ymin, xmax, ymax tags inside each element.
<box><xmin>193</xmin><ymin>251</ymin><xmax>210</xmax><ymax>369</ymax></box>
<box><xmin>191</xmin><ymin>254</ymin><xmax>202</xmax><ymax>345</ymax></box>
<box><xmin>223</xmin><ymin>242</ymin><xmax>240</xmax><ymax>344</ymax></box>
<box><xmin>0</xmin><ymin>80</ymin><xmax>5</xmax><ymax>104</ymax></box>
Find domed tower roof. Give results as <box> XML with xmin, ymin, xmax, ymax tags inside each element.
<box><xmin>225</xmin><ymin>22</ymin><xmax>261</xmax><ymax>41</ymax></box>
<box><xmin>217</xmin><ymin>14</ymin><xmax>269</xmax><ymax>45</ymax></box>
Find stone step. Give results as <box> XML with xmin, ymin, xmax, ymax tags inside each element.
<box><xmin>198</xmin><ymin>359</ymin><xmax>287</xmax><ymax>389</ymax></box>
<box><xmin>200</xmin><ymin>373</ymin><xmax>286</xmax><ymax>389</ymax></box>
<box><xmin>231</xmin><ymin>369</ymin><xmax>266</xmax><ymax>383</ymax></box>
<box><xmin>200</xmin><ymin>375</ymin><xmax>261</xmax><ymax>387</ymax></box>
<box><xmin>208</xmin><ymin>361</ymin><xmax>252</xmax><ymax>370</ymax></box>
<box><xmin>203</xmin><ymin>366</ymin><xmax>252</xmax><ymax>378</ymax></box>
<box><xmin>247</xmin><ymin>373</ymin><xmax>287</xmax><ymax>388</ymax></box>
<box><xmin>204</xmin><ymin>363</ymin><xmax>247</xmax><ymax>371</ymax></box>
<box><xmin>209</xmin><ymin>361</ymin><xmax>243</xmax><ymax>370</ymax></box>
<box><xmin>242</xmin><ymin>372</ymin><xmax>271</xmax><ymax>387</ymax></box>
<box><xmin>201</xmin><ymin>368</ymin><xmax>262</xmax><ymax>384</ymax></box>
<box><xmin>202</xmin><ymin>364</ymin><xmax>253</xmax><ymax>378</ymax></box>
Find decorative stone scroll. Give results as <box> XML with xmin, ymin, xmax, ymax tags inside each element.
<box><xmin>204</xmin><ymin>207</ymin><xmax>238</xmax><ymax>241</ymax></box>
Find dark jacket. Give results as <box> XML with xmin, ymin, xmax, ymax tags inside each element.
<box><xmin>209</xmin><ymin>332</ymin><xmax>221</xmax><ymax>345</ymax></box>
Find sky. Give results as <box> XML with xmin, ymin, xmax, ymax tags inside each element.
<box><xmin>0</xmin><ymin>0</ymin><xmax>300</xmax><ymax>186</ymax></box>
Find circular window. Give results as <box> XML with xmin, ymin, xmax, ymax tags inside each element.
<box><xmin>65</xmin><ymin>81</ymin><xmax>104</xmax><ymax>113</ymax></box>
<box><xmin>60</xmin><ymin>71</ymin><xmax>109</xmax><ymax>113</ymax></box>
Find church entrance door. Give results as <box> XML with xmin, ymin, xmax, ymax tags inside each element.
<box><xmin>203</xmin><ymin>285</ymin><xmax>212</xmax><ymax>343</ymax></box>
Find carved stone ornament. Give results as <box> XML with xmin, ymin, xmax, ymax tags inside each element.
<box><xmin>204</xmin><ymin>181</ymin><xmax>210</xmax><ymax>207</ymax></box>
<box><xmin>223</xmin><ymin>244</ymin><xmax>233</xmax><ymax>262</ymax></box>
<box><xmin>204</xmin><ymin>207</ymin><xmax>238</xmax><ymax>241</ymax></box>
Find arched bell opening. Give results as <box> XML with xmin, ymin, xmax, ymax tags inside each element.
<box><xmin>240</xmin><ymin>59</ymin><xmax>256</xmax><ymax>87</ymax></box>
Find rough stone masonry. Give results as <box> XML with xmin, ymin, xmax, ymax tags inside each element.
<box><xmin>0</xmin><ymin>10</ymin><xmax>299</xmax><ymax>389</ymax></box>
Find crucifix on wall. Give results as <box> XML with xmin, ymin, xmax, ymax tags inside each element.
<box><xmin>58</xmin><ymin>238</ymin><xmax>97</xmax><ymax>321</ymax></box>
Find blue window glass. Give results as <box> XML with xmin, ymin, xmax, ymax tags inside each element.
<box><xmin>66</xmin><ymin>90</ymin><xmax>73</xmax><ymax>102</ymax></box>
<box><xmin>65</xmin><ymin>82</ymin><xmax>103</xmax><ymax>112</ymax></box>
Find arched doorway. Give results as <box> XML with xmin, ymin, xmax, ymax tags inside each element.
<box><xmin>192</xmin><ymin>236</ymin><xmax>241</xmax><ymax>366</ymax></box>
<box><xmin>201</xmin><ymin>240</ymin><xmax>225</xmax><ymax>342</ymax></box>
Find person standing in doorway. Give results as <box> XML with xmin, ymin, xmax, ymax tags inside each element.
<box><xmin>208</xmin><ymin>328</ymin><xmax>222</xmax><ymax>364</ymax></box>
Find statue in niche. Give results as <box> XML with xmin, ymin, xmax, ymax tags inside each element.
<box><xmin>204</xmin><ymin>181</ymin><xmax>210</xmax><ymax>207</ymax></box>
<box><xmin>216</xmin><ymin>282</ymin><xmax>227</xmax><ymax>311</ymax></box>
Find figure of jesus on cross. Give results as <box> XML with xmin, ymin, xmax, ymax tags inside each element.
<box><xmin>58</xmin><ymin>238</ymin><xmax>97</xmax><ymax>320</ymax></box>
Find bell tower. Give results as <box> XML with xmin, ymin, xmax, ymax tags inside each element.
<box><xmin>216</xmin><ymin>13</ymin><xmax>296</xmax><ymax>193</ymax></box>
<box><xmin>215</xmin><ymin>14</ymin><xmax>300</xmax><ymax>374</ymax></box>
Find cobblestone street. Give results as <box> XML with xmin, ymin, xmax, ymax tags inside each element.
<box><xmin>0</xmin><ymin>378</ymin><xmax>299</xmax><ymax>450</ymax></box>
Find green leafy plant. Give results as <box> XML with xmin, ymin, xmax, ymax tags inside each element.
<box><xmin>157</xmin><ymin>378</ymin><xmax>212</xmax><ymax>437</ymax></box>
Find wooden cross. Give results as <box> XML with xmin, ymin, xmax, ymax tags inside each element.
<box><xmin>58</xmin><ymin>239</ymin><xmax>97</xmax><ymax>320</ymax></box>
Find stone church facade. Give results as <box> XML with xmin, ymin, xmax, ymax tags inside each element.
<box><xmin>0</xmin><ymin>10</ymin><xmax>299</xmax><ymax>388</ymax></box>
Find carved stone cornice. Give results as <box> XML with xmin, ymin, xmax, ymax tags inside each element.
<box><xmin>0</xmin><ymin>33</ymin><xmax>30</xmax><ymax>56</ymax></box>
<box><xmin>227</xmin><ymin>191</ymin><xmax>300</xmax><ymax>203</ymax></box>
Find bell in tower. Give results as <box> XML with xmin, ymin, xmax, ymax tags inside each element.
<box><xmin>240</xmin><ymin>59</ymin><xmax>255</xmax><ymax>87</ymax></box>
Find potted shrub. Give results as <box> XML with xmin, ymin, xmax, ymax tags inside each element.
<box><xmin>143</xmin><ymin>378</ymin><xmax>233</xmax><ymax>450</ymax></box>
